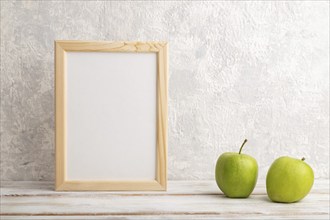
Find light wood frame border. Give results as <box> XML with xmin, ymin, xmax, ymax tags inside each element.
<box><xmin>55</xmin><ymin>41</ymin><xmax>168</xmax><ymax>191</ymax></box>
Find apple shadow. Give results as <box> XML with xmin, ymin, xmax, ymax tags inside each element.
<box><xmin>260</xmin><ymin>196</ymin><xmax>303</xmax><ymax>204</ymax></box>
<box><xmin>210</xmin><ymin>193</ymin><xmax>252</xmax><ymax>200</ymax></box>
<box><xmin>207</xmin><ymin>193</ymin><xmax>228</xmax><ymax>199</ymax></box>
<box><xmin>260</xmin><ymin>195</ymin><xmax>273</xmax><ymax>203</ymax></box>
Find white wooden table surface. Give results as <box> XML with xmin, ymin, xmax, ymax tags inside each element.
<box><xmin>0</xmin><ymin>180</ymin><xmax>329</xmax><ymax>220</ymax></box>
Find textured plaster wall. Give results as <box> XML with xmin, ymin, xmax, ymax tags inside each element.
<box><xmin>1</xmin><ymin>1</ymin><xmax>329</xmax><ymax>181</ymax></box>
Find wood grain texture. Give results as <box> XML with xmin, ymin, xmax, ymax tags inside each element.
<box><xmin>56</xmin><ymin>41</ymin><xmax>167</xmax><ymax>52</ymax></box>
<box><xmin>55</xmin><ymin>41</ymin><xmax>168</xmax><ymax>191</ymax></box>
<box><xmin>55</xmin><ymin>42</ymin><xmax>66</xmax><ymax>190</ymax></box>
<box><xmin>56</xmin><ymin>180</ymin><xmax>164</xmax><ymax>191</ymax></box>
<box><xmin>156</xmin><ymin>42</ymin><xmax>168</xmax><ymax>189</ymax></box>
<box><xmin>1</xmin><ymin>180</ymin><xmax>329</xmax><ymax>220</ymax></box>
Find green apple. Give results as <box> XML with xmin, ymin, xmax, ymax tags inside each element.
<box><xmin>266</xmin><ymin>156</ymin><xmax>314</xmax><ymax>203</ymax></box>
<box><xmin>215</xmin><ymin>139</ymin><xmax>258</xmax><ymax>198</ymax></box>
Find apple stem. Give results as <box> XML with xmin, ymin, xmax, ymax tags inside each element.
<box><xmin>301</xmin><ymin>157</ymin><xmax>305</xmax><ymax>161</ymax></box>
<box><xmin>238</xmin><ymin>139</ymin><xmax>248</xmax><ymax>154</ymax></box>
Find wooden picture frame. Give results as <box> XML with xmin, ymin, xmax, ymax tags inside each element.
<box><xmin>55</xmin><ymin>41</ymin><xmax>168</xmax><ymax>191</ymax></box>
